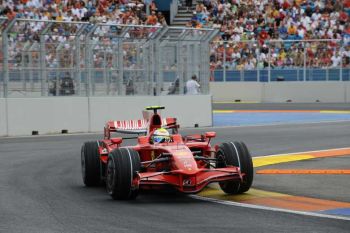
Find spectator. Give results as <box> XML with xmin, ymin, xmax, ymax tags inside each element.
<box><xmin>186</xmin><ymin>75</ymin><xmax>200</xmax><ymax>95</ymax></box>
<box><xmin>146</xmin><ymin>11</ymin><xmax>158</xmax><ymax>25</ymax></box>
<box><xmin>331</xmin><ymin>52</ymin><xmax>342</xmax><ymax>67</ymax></box>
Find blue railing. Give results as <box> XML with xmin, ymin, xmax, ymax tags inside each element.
<box><xmin>212</xmin><ymin>68</ymin><xmax>350</xmax><ymax>82</ymax></box>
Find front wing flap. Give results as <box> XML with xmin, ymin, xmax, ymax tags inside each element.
<box><xmin>138</xmin><ymin>167</ymin><xmax>242</xmax><ymax>193</ymax></box>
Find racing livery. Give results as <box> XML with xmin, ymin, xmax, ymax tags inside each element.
<box><xmin>81</xmin><ymin>106</ymin><xmax>253</xmax><ymax>200</ymax></box>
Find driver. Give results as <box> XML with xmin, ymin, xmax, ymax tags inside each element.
<box><xmin>151</xmin><ymin>128</ymin><xmax>171</xmax><ymax>143</ymax></box>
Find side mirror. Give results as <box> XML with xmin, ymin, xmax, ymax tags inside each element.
<box><xmin>205</xmin><ymin>132</ymin><xmax>216</xmax><ymax>139</ymax></box>
<box><xmin>111</xmin><ymin>137</ymin><xmax>123</xmax><ymax>144</ymax></box>
<box><xmin>138</xmin><ymin>136</ymin><xmax>148</xmax><ymax>144</ymax></box>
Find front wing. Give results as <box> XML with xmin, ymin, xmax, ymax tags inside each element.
<box><xmin>138</xmin><ymin>167</ymin><xmax>243</xmax><ymax>194</ymax></box>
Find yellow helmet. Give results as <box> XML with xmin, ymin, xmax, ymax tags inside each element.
<box><xmin>152</xmin><ymin>128</ymin><xmax>171</xmax><ymax>143</ymax></box>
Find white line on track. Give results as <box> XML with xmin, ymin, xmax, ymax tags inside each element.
<box><xmin>190</xmin><ymin>195</ymin><xmax>350</xmax><ymax>221</ymax></box>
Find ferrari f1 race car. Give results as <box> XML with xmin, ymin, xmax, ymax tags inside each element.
<box><xmin>81</xmin><ymin>106</ymin><xmax>253</xmax><ymax>200</ymax></box>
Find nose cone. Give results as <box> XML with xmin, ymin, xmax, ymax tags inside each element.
<box><xmin>171</xmin><ymin>149</ymin><xmax>199</xmax><ymax>174</ymax></box>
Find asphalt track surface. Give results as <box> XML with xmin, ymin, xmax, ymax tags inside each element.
<box><xmin>1</xmin><ymin>104</ymin><xmax>350</xmax><ymax>232</ymax></box>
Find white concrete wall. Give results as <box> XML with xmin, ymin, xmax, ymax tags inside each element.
<box><xmin>210</xmin><ymin>82</ymin><xmax>350</xmax><ymax>103</ymax></box>
<box><xmin>210</xmin><ymin>82</ymin><xmax>262</xmax><ymax>102</ymax></box>
<box><xmin>6</xmin><ymin>98</ymin><xmax>89</xmax><ymax>136</ymax></box>
<box><xmin>159</xmin><ymin>95</ymin><xmax>212</xmax><ymax>128</ymax></box>
<box><xmin>0</xmin><ymin>99</ymin><xmax>7</xmax><ymax>136</ymax></box>
<box><xmin>263</xmin><ymin>82</ymin><xmax>347</xmax><ymax>103</ymax></box>
<box><xmin>2</xmin><ymin>95</ymin><xmax>212</xmax><ymax>136</ymax></box>
<box><xmin>346</xmin><ymin>83</ymin><xmax>350</xmax><ymax>102</ymax></box>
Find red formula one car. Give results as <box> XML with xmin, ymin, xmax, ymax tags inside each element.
<box><xmin>81</xmin><ymin>106</ymin><xmax>253</xmax><ymax>200</ymax></box>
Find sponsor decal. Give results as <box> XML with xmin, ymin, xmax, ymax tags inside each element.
<box><xmin>175</xmin><ymin>151</ymin><xmax>189</xmax><ymax>156</ymax></box>
<box><xmin>183</xmin><ymin>179</ymin><xmax>192</xmax><ymax>186</ymax></box>
<box><xmin>183</xmin><ymin>160</ymin><xmax>193</xmax><ymax>170</ymax></box>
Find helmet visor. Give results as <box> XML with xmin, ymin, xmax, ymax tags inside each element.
<box><xmin>153</xmin><ymin>135</ymin><xmax>170</xmax><ymax>143</ymax></box>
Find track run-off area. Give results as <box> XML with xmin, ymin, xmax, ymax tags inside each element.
<box><xmin>1</xmin><ymin>103</ymin><xmax>350</xmax><ymax>232</ymax></box>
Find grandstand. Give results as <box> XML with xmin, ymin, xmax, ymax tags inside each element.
<box><xmin>0</xmin><ymin>0</ymin><xmax>349</xmax><ymax>91</ymax></box>
<box><xmin>183</xmin><ymin>0</ymin><xmax>350</xmax><ymax>81</ymax></box>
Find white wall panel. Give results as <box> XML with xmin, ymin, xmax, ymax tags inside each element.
<box><xmin>210</xmin><ymin>82</ymin><xmax>349</xmax><ymax>103</ymax></box>
<box><xmin>210</xmin><ymin>82</ymin><xmax>262</xmax><ymax>102</ymax></box>
<box><xmin>263</xmin><ymin>82</ymin><xmax>346</xmax><ymax>103</ymax></box>
<box><xmin>0</xmin><ymin>98</ymin><xmax>7</xmax><ymax>136</ymax></box>
<box><xmin>6</xmin><ymin>98</ymin><xmax>89</xmax><ymax>136</ymax></box>
<box><xmin>159</xmin><ymin>95</ymin><xmax>212</xmax><ymax>127</ymax></box>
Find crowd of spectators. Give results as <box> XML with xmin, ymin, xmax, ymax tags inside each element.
<box><xmin>1</xmin><ymin>0</ymin><xmax>350</xmax><ymax>72</ymax></box>
<box><xmin>0</xmin><ymin>0</ymin><xmax>167</xmax><ymax>70</ymax></box>
<box><xmin>0</xmin><ymin>0</ymin><xmax>166</xmax><ymax>26</ymax></box>
<box><xmin>188</xmin><ymin>0</ymin><xmax>350</xmax><ymax>70</ymax></box>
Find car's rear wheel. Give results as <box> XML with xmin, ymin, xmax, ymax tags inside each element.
<box><xmin>106</xmin><ymin>148</ymin><xmax>141</xmax><ymax>200</ymax></box>
<box><xmin>216</xmin><ymin>141</ymin><xmax>253</xmax><ymax>194</ymax></box>
<box><xmin>81</xmin><ymin>141</ymin><xmax>102</xmax><ymax>186</ymax></box>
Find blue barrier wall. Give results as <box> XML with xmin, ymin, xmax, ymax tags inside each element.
<box><xmin>213</xmin><ymin>68</ymin><xmax>350</xmax><ymax>82</ymax></box>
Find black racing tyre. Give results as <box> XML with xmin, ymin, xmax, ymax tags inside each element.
<box><xmin>81</xmin><ymin>141</ymin><xmax>102</xmax><ymax>186</ymax></box>
<box><xmin>106</xmin><ymin>148</ymin><xmax>141</xmax><ymax>200</ymax></box>
<box><xmin>216</xmin><ymin>141</ymin><xmax>254</xmax><ymax>194</ymax></box>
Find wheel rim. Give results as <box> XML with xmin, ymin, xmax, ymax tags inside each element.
<box><xmin>106</xmin><ymin>159</ymin><xmax>116</xmax><ymax>194</ymax></box>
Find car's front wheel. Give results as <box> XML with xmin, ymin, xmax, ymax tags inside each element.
<box><xmin>216</xmin><ymin>141</ymin><xmax>253</xmax><ymax>194</ymax></box>
<box><xmin>106</xmin><ymin>148</ymin><xmax>141</xmax><ymax>200</ymax></box>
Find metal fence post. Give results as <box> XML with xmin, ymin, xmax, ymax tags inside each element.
<box><xmin>85</xmin><ymin>38</ymin><xmax>92</xmax><ymax>96</ymax></box>
<box><xmin>1</xmin><ymin>19</ymin><xmax>15</xmax><ymax>97</ymax></box>
<box><xmin>85</xmin><ymin>24</ymin><xmax>98</xmax><ymax>97</ymax></box>
<box><xmin>200</xmin><ymin>43</ymin><xmax>206</xmax><ymax>93</ymax></box>
<box><xmin>200</xmin><ymin>41</ymin><xmax>210</xmax><ymax>94</ymax></box>
<box><xmin>154</xmin><ymin>39</ymin><xmax>161</xmax><ymax>96</ymax></box>
<box><xmin>177</xmin><ymin>41</ymin><xmax>184</xmax><ymax>95</ymax></box>
<box><xmin>117</xmin><ymin>38</ymin><xmax>124</xmax><ymax>96</ymax></box>
<box><xmin>202</xmin><ymin>29</ymin><xmax>218</xmax><ymax>93</ymax></box>
<box><xmin>223</xmin><ymin>42</ymin><xmax>226</xmax><ymax>82</ymax></box>
<box><xmin>28</xmin><ymin>45</ymin><xmax>35</xmax><ymax>92</ymax></box>
<box><xmin>75</xmin><ymin>36</ymin><xmax>81</xmax><ymax>96</ymax></box>
<box><xmin>150</xmin><ymin>41</ymin><xmax>155</xmax><ymax>95</ymax></box>
<box><xmin>268</xmin><ymin>42</ymin><xmax>271</xmax><ymax>82</ymax></box>
<box><xmin>143</xmin><ymin>42</ymin><xmax>149</xmax><ymax>96</ymax></box>
<box><xmin>2</xmin><ymin>26</ymin><xmax>8</xmax><ymax>97</ymax></box>
<box><xmin>40</xmin><ymin>22</ymin><xmax>52</xmax><ymax>96</ymax></box>
<box><xmin>257</xmin><ymin>44</ymin><xmax>260</xmax><ymax>82</ymax></box>
<box><xmin>340</xmin><ymin>40</ymin><xmax>343</xmax><ymax>81</ymax></box>
<box><xmin>303</xmin><ymin>41</ymin><xmax>306</xmax><ymax>81</ymax></box>
<box><xmin>186</xmin><ymin>43</ymin><xmax>192</xmax><ymax>83</ymax></box>
<box><xmin>193</xmin><ymin>42</ymin><xmax>199</xmax><ymax>78</ymax></box>
<box><xmin>103</xmin><ymin>48</ymin><xmax>108</xmax><ymax>95</ymax></box>
<box><xmin>21</xmin><ymin>43</ymin><xmax>28</xmax><ymax>92</ymax></box>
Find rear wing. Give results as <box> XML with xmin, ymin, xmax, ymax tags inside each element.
<box><xmin>104</xmin><ymin>117</ymin><xmax>178</xmax><ymax>139</ymax></box>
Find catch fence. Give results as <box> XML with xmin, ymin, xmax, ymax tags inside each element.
<box><xmin>210</xmin><ymin>39</ymin><xmax>350</xmax><ymax>82</ymax></box>
<box><xmin>0</xmin><ymin>17</ymin><xmax>217</xmax><ymax>97</ymax></box>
